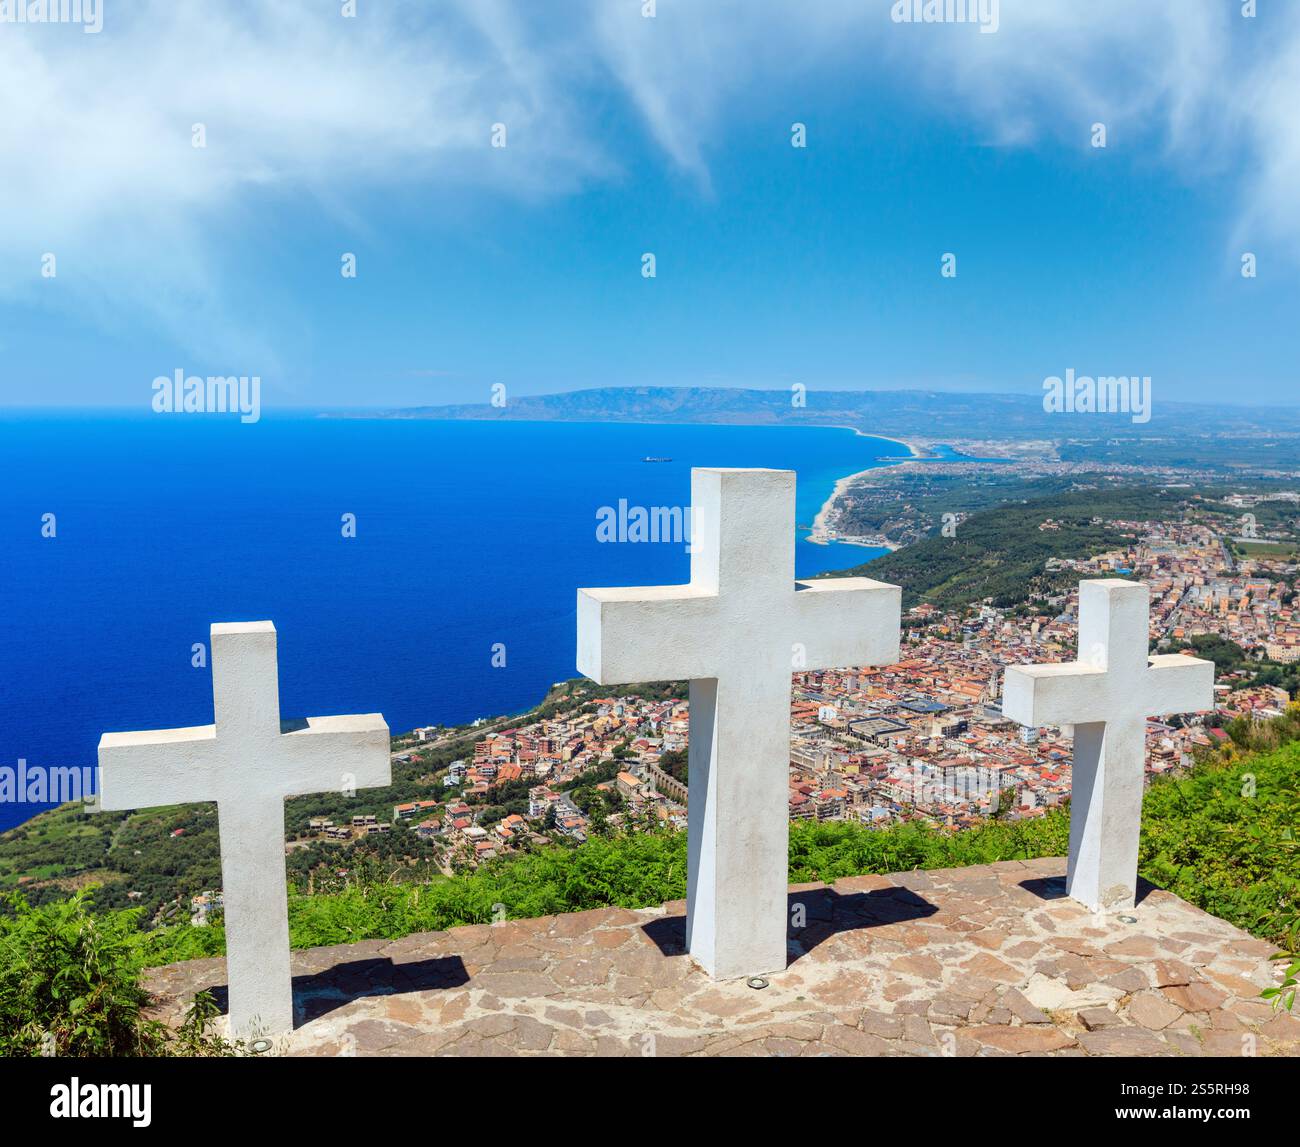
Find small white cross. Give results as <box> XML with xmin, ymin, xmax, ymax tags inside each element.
<box><xmin>97</xmin><ymin>621</ymin><xmax>389</xmax><ymax>1039</ymax></box>
<box><xmin>1003</xmin><ymin>579</ymin><xmax>1213</xmax><ymax>912</ymax></box>
<box><xmin>577</xmin><ymin>468</ymin><xmax>900</xmax><ymax>979</ymax></box>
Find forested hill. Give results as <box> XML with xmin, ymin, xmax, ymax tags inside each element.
<box><xmin>836</xmin><ymin>486</ymin><xmax>1197</xmax><ymax>611</ymax></box>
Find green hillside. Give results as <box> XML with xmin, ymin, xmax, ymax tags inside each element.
<box><xmin>12</xmin><ymin>727</ymin><xmax>1287</xmax><ymax>972</ymax></box>
<box><xmin>836</xmin><ymin>482</ymin><xmax>1300</xmax><ymax>612</ymax></box>
<box><xmin>839</xmin><ymin>486</ymin><xmax>1192</xmax><ymax>610</ymax></box>
<box><xmin>3</xmin><ymin>729</ymin><xmax>1295</xmax><ymax>1057</ymax></box>
<box><xmin>0</xmin><ymin>676</ymin><xmax>681</xmax><ymax>923</ymax></box>
<box><xmin>6</xmin><ymin>695</ymin><xmax>1298</xmax><ymax>964</ymax></box>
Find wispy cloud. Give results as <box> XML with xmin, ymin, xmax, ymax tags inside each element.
<box><xmin>0</xmin><ymin>1</ymin><xmax>614</xmax><ymax>359</ymax></box>
<box><xmin>2</xmin><ymin>0</ymin><xmax>1297</xmax><ymax>366</ymax></box>
<box><xmin>588</xmin><ymin>1</ymin><xmax>1299</xmax><ymax>254</ymax></box>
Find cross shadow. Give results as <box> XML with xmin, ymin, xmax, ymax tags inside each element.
<box><xmin>1020</xmin><ymin>874</ymin><xmax>1159</xmax><ymax>907</ymax></box>
<box><xmin>640</xmin><ymin>915</ymin><xmax>688</xmax><ymax>957</ymax></box>
<box><xmin>204</xmin><ymin>955</ymin><xmax>470</xmax><ymax>1027</ymax></box>
<box><xmin>641</xmin><ymin>885</ymin><xmax>938</xmax><ymax>969</ymax></box>
<box><xmin>784</xmin><ymin>885</ymin><xmax>938</xmax><ymax>964</ymax></box>
<box><xmin>1020</xmin><ymin>875</ymin><xmax>1069</xmax><ymax>901</ymax></box>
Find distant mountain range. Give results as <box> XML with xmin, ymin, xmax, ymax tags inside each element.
<box><xmin>347</xmin><ymin>386</ymin><xmax>1300</xmax><ymax>444</ymax></box>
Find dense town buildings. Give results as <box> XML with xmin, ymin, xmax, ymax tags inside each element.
<box><xmin>308</xmin><ymin>500</ymin><xmax>1299</xmax><ymax>870</ymax></box>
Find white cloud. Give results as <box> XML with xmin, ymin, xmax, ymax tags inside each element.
<box><xmin>2</xmin><ymin>0</ymin><xmax>1297</xmax><ymax>371</ymax></box>
<box><xmin>0</xmin><ymin>1</ymin><xmax>614</xmax><ymax>363</ymax></box>
<box><xmin>588</xmin><ymin>0</ymin><xmax>1300</xmax><ymax>254</ymax></box>
<box><xmin>1235</xmin><ymin>27</ymin><xmax>1300</xmax><ymax>263</ymax></box>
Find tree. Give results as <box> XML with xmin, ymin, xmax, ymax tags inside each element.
<box><xmin>659</xmin><ymin>749</ymin><xmax>688</xmax><ymax>785</ymax></box>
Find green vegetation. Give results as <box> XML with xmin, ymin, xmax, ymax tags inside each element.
<box><xmin>7</xmin><ymin>725</ymin><xmax>1297</xmax><ymax>979</ymax></box>
<box><xmin>1146</xmin><ymin>704</ymin><xmax>1299</xmax><ymax>1012</ymax></box>
<box><xmin>1167</xmin><ymin>634</ymin><xmax>1252</xmax><ymax>677</ymax></box>
<box><xmin>128</xmin><ymin>810</ymin><xmax>1071</xmax><ymax>967</ymax></box>
<box><xmin>116</xmin><ymin>731</ymin><xmax>1295</xmax><ymax>965</ymax></box>
<box><xmin>1139</xmin><ymin>744</ymin><xmax>1299</xmax><ymax>948</ymax></box>
<box><xmin>658</xmin><ymin>748</ymin><xmax>688</xmax><ymax>785</ymax></box>
<box><xmin>839</xmin><ymin>486</ymin><xmax>1192</xmax><ymax>609</ymax></box>
<box><xmin>143</xmin><ymin>831</ymin><xmax>691</xmax><ymax>962</ymax></box>
<box><xmin>0</xmin><ymin>675</ymin><xmax>686</xmax><ymax>924</ymax></box>
<box><xmin>786</xmin><ymin>813</ymin><xmax>1068</xmax><ymax>882</ymax></box>
<box><xmin>1167</xmin><ymin>634</ymin><xmax>1300</xmax><ymax>698</ymax></box>
<box><xmin>1234</xmin><ymin>540</ymin><xmax>1300</xmax><ymax>560</ymax></box>
<box><xmin>8</xmin><ymin>462</ymin><xmax>1300</xmax><ymax>1052</ymax></box>
<box><xmin>0</xmin><ymin>890</ymin><xmax>236</xmax><ymax>1056</ymax></box>
<box><xmin>3</xmin><ymin>732</ymin><xmax>1297</xmax><ymax>1053</ymax></box>
<box><xmin>835</xmin><ymin>471</ymin><xmax>1092</xmax><ymax>547</ymax></box>
<box><xmin>833</xmin><ymin>481</ymin><xmax>1300</xmax><ymax>612</ymax></box>
<box><xmin>1054</xmin><ymin>435</ymin><xmax>1300</xmax><ymax>471</ymax></box>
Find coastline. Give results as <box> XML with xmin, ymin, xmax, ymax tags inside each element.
<box><xmin>807</xmin><ymin>429</ymin><xmax>922</xmax><ymax>548</ymax></box>
<box><xmin>827</xmin><ymin>424</ymin><xmax>929</xmax><ymax>460</ymax></box>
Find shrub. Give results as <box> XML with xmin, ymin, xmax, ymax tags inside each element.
<box><xmin>0</xmin><ymin>890</ymin><xmax>237</xmax><ymax>1057</ymax></box>
<box><xmin>0</xmin><ymin>890</ymin><xmax>169</xmax><ymax>1056</ymax></box>
<box><xmin>1139</xmin><ymin>743</ymin><xmax>1300</xmax><ymax>947</ymax></box>
<box><xmin>6</xmin><ymin>733</ymin><xmax>1298</xmax><ymax>1054</ymax></box>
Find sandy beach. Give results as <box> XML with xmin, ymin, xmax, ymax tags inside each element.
<box><xmin>806</xmin><ymin>430</ymin><xmax>923</xmax><ymax>547</ymax></box>
<box><xmin>827</xmin><ymin>425</ymin><xmax>929</xmax><ymax>459</ymax></box>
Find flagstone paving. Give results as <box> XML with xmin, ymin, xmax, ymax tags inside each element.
<box><xmin>143</xmin><ymin>857</ymin><xmax>1300</xmax><ymax>1057</ymax></box>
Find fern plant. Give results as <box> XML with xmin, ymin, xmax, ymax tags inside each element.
<box><xmin>0</xmin><ymin>889</ymin><xmax>169</xmax><ymax>1056</ymax></box>
<box><xmin>0</xmin><ymin>889</ymin><xmax>241</xmax><ymax>1056</ymax></box>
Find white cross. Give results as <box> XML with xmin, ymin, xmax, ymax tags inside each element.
<box><xmin>1002</xmin><ymin>579</ymin><xmax>1213</xmax><ymax>912</ymax></box>
<box><xmin>577</xmin><ymin>468</ymin><xmax>900</xmax><ymax>979</ymax></box>
<box><xmin>97</xmin><ymin>621</ymin><xmax>390</xmax><ymax>1039</ymax></box>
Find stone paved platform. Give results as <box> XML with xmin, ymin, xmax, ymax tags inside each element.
<box><xmin>144</xmin><ymin>857</ymin><xmax>1300</xmax><ymax>1056</ymax></box>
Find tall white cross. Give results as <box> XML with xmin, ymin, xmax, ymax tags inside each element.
<box><xmin>1002</xmin><ymin>579</ymin><xmax>1213</xmax><ymax>912</ymax></box>
<box><xmin>577</xmin><ymin>468</ymin><xmax>900</xmax><ymax>979</ymax></box>
<box><xmin>97</xmin><ymin>621</ymin><xmax>390</xmax><ymax>1039</ymax></box>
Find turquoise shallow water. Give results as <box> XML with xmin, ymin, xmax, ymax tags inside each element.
<box><xmin>0</xmin><ymin>413</ymin><xmax>908</xmax><ymax>831</ymax></box>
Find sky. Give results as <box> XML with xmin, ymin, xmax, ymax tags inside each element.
<box><xmin>1</xmin><ymin>0</ymin><xmax>1298</xmax><ymax>410</ymax></box>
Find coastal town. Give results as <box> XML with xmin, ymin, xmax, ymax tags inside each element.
<box><xmin>274</xmin><ymin>485</ymin><xmax>1300</xmax><ymax>887</ymax></box>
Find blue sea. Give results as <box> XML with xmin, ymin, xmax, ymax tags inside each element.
<box><xmin>0</xmin><ymin>413</ymin><xmax>913</xmax><ymax>833</ymax></box>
